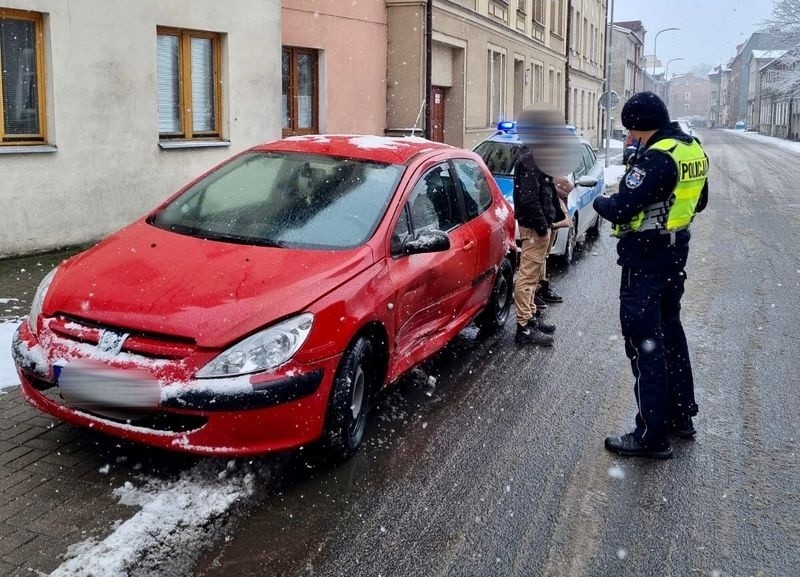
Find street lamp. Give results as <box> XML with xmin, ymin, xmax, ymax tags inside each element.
<box><xmin>653</xmin><ymin>27</ymin><xmax>680</xmax><ymax>78</ymax></box>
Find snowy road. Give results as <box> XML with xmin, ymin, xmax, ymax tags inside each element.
<box><xmin>192</xmin><ymin>129</ymin><xmax>800</xmax><ymax>577</ymax></box>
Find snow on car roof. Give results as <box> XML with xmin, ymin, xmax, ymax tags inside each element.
<box><xmin>256</xmin><ymin>134</ymin><xmax>452</xmax><ymax>164</ymax></box>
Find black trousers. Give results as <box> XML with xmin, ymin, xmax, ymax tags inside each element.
<box><xmin>619</xmin><ymin>266</ymin><xmax>698</xmax><ymax>446</ymax></box>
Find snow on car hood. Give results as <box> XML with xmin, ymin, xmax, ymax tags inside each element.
<box><xmin>42</xmin><ymin>222</ymin><xmax>374</xmax><ymax>348</ymax></box>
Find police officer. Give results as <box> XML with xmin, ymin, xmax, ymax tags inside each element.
<box><xmin>593</xmin><ymin>92</ymin><xmax>709</xmax><ymax>459</ymax></box>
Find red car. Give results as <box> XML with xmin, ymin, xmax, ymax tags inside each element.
<box><xmin>12</xmin><ymin>135</ymin><xmax>516</xmax><ymax>458</ymax></box>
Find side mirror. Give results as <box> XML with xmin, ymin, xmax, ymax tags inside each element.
<box><xmin>403</xmin><ymin>229</ymin><xmax>450</xmax><ymax>255</ymax></box>
<box><xmin>575</xmin><ymin>175</ymin><xmax>598</xmax><ymax>187</ymax></box>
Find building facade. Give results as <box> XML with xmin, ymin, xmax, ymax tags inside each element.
<box><xmin>758</xmin><ymin>50</ymin><xmax>800</xmax><ymax>140</ymax></box>
<box><xmin>667</xmin><ymin>73</ymin><xmax>710</xmax><ymax>122</ymax></box>
<box><xmin>0</xmin><ymin>1</ymin><xmax>282</xmax><ymax>257</ymax></box>
<box><xmin>728</xmin><ymin>31</ymin><xmax>792</xmax><ymax>127</ymax></box>
<box><xmin>385</xmin><ymin>0</ymin><xmax>570</xmax><ymax>148</ymax></box>
<box><xmin>567</xmin><ymin>0</ymin><xmax>606</xmax><ymax>145</ymax></box>
<box><xmin>746</xmin><ymin>50</ymin><xmax>787</xmax><ymax>131</ymax></box>
<box><xmin>606</xmin><ymin>20</ymin><xmax>646</xmax><ymax>138</ymax></box>
<box><xmin>282</xmin><ymin>0</ymin><xmax>387</xmax><ymax>136</ymax></box>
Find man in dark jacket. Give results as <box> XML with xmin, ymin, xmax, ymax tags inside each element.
<box><xmin>593</xmin><ymin>92</ymin><xmax>709</xmax><ymax>459</ymax></box>
<box><xmin>512</xmin><ymin>145</ymin><xmax>559</xmax><ymax>346</ymax></box>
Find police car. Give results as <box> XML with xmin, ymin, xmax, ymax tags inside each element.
<box><xmin>473</xmin><ymin>122</ymin><xmax>606</xmax><ymax>263</ymax></box>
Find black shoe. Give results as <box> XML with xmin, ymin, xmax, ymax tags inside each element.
<box><xmin>671</xmin><ymin>416</ymin><xmax>696</xmax><ymax>439</ymax></box>
<box><xmin>539</xmin><ymin>286</ymin><xmax>564</xmax><ymax>303</ymax></box>
<box><xmin>515</xmin><ymin>323</ymin><xmax>554</xmax><ymax>346</ymax></box>
<box><xmin>532</xmin><ymin>315</ymin><xmax>556</xmax><ymax>334</ymax></box>
<box><xmin>533</xmin><ymin>295</ymin><xmax>548</xmax><ymax>310</ymax></box>
<box><xmin>604</xmin><ymin>433</ymin><xmax>673</xmax><ymax>459</ymax></box>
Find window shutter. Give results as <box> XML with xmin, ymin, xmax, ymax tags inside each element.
<box><xmin>191</xmin><ymin>37</ymin><xmax>215</xmax><ymax>132</ymax></box>
<box><xmin>156</xmin><ymin>34</ymin><xmax>181</xmax><ymax>134</ymax></box>
<box><xmin>0</xmin><ymin>18</ymin><xmax>39</xmax><ymax>136</ymax></box>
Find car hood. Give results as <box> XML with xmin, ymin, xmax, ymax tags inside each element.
<box><xmin>43</xmin><ymin>221</ymin><xmax>375</xmax><ymax>348</ymax></box>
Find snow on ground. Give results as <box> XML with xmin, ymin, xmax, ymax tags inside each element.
<box><xmin>602</xmin><ymin>138</ymin><xmax>624</xmax><ymax>149</ymax></box>
<box><xmin>604</xmin><ymin>164</ymin><xmax>627</xmax><ymax>188</ymax></box>
<box><xmin>0</xmin><ymin>320</ymin><xmax>21</xmax><ymax>391</ymax></box>
<box><xmin>51</xmin><ymin>459</ymin><xmax>276</xmax><ymax>577</ymax></box>
<box><xmin>725</xmin><ymin>129</ymin><xmax>800</xmax><ymax>156</ymax></box>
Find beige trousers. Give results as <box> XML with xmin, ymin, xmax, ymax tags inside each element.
<box><xmin>514</xmin><ymin>227</ymin><xmax>551</xmax><ymax>326</ymax></box>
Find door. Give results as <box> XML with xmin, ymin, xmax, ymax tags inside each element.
<box><xmin>431</xmin><ymin>87</ymin><xmax>446</xmax><ymax>142</ymax></box>
<box><xmin>388</xmin><ymin>162</ymin><xmax>477</xmax><ymax>367</ymax></box>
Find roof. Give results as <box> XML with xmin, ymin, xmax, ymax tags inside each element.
<box><xmin>255</xmin><ymin>135</ymin><xmax>452</xmax><ymax>165</ymax></box>
<box><xmin>751</xmin><ymin>49</ymin><xmax>788</xmax><ymax>60</ymax></box>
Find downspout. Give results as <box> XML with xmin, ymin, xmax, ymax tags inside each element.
<box><xmin>425</xmin><ymin>0</ymin><xmax>433</xmax><ymax>140</ymax></box>
<box><xmin>564</xmin><ymin>0</ymin><xmax>573</xmax><ymax>121</ymax></box>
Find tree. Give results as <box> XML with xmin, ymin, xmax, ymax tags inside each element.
<box><xmin>760</xmin><ymin>0</ymin><xmax>800</xmax><ymax>98</ymax></box>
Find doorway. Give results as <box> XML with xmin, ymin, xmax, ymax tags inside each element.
<box><xmin>431</xmin><ymin>87</ymin><xmax>446</xmax><ymax>142</ymax></box>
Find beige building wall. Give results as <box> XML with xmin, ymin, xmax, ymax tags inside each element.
<box><xmin>282</xmin><ymin>0</ymin><xmax>387</xmax><ymax>134</ymax></box>
<box><xmin>0</xmin><ymin>0</ymin><xmax>281</xmax><ymax>257</ymax></box>
<box><xmin>386</xmin><ymin>0</ymin><xmax>567</xmax><ymax>149</ymax></box>
<box><xmin>567</xmin><ymin>0</ymin><xmax>606</xmax><ymax>145</ymax></box>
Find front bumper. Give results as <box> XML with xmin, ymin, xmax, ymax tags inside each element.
<box><xmin>12</xmin><ymin>322</ymin><xmax>339</xmax><ymax>456</ymax></box>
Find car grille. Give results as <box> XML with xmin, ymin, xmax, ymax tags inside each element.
<box><xmin>48</xmin><ymin>314</ymin><xmax>196</xmax><ymax>359</ymax></box>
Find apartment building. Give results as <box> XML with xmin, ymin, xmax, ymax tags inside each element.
<box><xmin>605</xmin><ymin>20</ymin><xmax>646</xmax><ymax>138</ymax></box>
<box><xmin>567</xmin><ymin>0</ymin><xmax>606</xmax><ymax>144</ymax></box>
<box><xmin>746</xmin><ymin>50</ymin><xmax>786</xmax><ymax>131</ymax></box>
<box><xmin>667</xmin><ymin>73</ymin><xmax>710</xmax><ymax>121</ymax></box>
<box><xmin>758</xmin><ymin>50</ymin><xmax>800</xmax><ymax>140</ymax></box>
<box><xmin>0</xmin><ymin>1</ymin><xmax>281</xmax><ymax>256</ymax></box>
<box><xmin>282</xmin><ymin>1</ymin><xmax>387</xmax><ymax>136</ymax></box>
<box><xmin>385</xmin><ymin>0</ymin><xmax>569</xmax><ymax>148</ymax></box>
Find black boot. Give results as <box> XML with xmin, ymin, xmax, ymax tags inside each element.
<box><xmin>539</xmin><ymin>286</ymin><xmax>564</xmax><ymax>303</ymax></box>
<box><xmin>515</xmin><ymin>322</ymin><xmax>554</xmax><ymax>346</ymax></box>
<box><xmin>671</xmin><ymin>416</ymin><xmax>697</xmax><ymax>438</ymax></box>
<box><xmin>533</xmin><ymin>314</ymin><xmax>556</xmax><ymax>334</ymax></box>
<box><xmin>533</xmin><ymin>294</ymin><xmax>548</xmax><ymax>310</ymax></box>
<box><xmin>604</xmin><ymin>433</ymin><xmax>673</xmax><ymax>459</ymax></box>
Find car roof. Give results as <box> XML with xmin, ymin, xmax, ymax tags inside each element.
<box><xmin>254</xmin><ymin>135</ymin><xmax>453</xmax><ymax>165</ymax></box>
<box><xmin>479</xmin><ymin>130</ymin><xmax>592</xmax><ymax>148</ymax></box>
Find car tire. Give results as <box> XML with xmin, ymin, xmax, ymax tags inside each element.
<box><xmin>555</xmin><ymin>217</ymin><xmax>578</xmax><ymax>265</ymax></box>
<box><xmin>323</xmin><ymin>336</ymin><xmax>374</xmax><ymax>460</ymax></box>
<box><xmin>475</xmin><ymin>257</ymin><xmax>514</xmax><ymax>333</ymax></box>
<box><xmin>587</xmin><ymin>213</ymin><xmax>602</xmax><ymax>238</ymax></box>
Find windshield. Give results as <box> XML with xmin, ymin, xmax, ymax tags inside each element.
<box><xmin>473</xmin><ymin>140</ymin><xmax>523</xmax><ymax>176</ymax></box>
<box><xmin>149</xmin><ymin>152</ymin><xmax>404</xmax><ymax>249</ymax></box>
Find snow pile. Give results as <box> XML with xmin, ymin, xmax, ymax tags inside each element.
<box><xmin>604</xmin><ymin>164</ymin><xmax>627</xmax><ymax>187</ymax></box>
<box><xmin>0</xmin><ymin>321</ymin><xmax>22</xmax><ymax>391</ymax></box>
<box><xmin>725</xmin><ymin>129</ymin><xmax>800</xmax><ymax>156</ymax></box>
<box><xmin>50</xmin><ymin>459</ymin><xmax>274</xmax><ymax>577</ymax></box>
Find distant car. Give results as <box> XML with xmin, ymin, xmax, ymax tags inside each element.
<box><xmin>473</xmin><ymin>122</ymin><xmax>606</xmax><ymax>264</ymax></box>
<box><xmin>735</xmin><ymin>120</ymin><xmax>746</xmax><ymax>130</ymax></box>
<box><xmin>12</xmin><ymin>135</ymin><xmax>517</xmax><ymax>459</ymax></box>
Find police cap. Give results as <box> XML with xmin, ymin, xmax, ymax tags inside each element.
<box><xmin>621</xmin><ymin>91</ymin><xmax>671</xmax><ymax>131</ymax></box>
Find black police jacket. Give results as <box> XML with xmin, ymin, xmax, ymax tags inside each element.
<box><xmin>513</xmin><ymin>146</ymin><xmax>558</xmax><ymax>235</ymax></box>
<box><xmin>593</xmin><ymin>122</ymin><xmax>709</xmax><ymax>272</ymax></box>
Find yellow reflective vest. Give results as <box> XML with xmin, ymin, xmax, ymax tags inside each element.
<box><xmin>613</xmin><ymin>137</ymin><xmax>708</xmax><ymax>237</ymax></box>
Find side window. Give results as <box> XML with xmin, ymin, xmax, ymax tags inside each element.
<box><xmin>452</xmin><ymin>159</ymin><xmax>492</xmax><ymax>220</ymax></box>
<box><xmin>409</xmin><ymin>164</ymin><xmax>462</xmax><ymax>232</ymax></box>
<box><xmin>580</xmin><ymin>145</ymin><xmax>596</xmax><ymax>174</ymax></box>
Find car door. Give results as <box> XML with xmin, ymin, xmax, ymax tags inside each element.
<box><xmin>450</xmin><ymin>158</ymin><xmax>505</xmax><ymax>314</ymax></box>
<box><xmin>571</xmin><ymin>144</ymin><xmax>600</xmax><ymax>236</ymax></box>
<box><xmin>387</xmin><ymin>162</ymin><xmax>478</xmax><ymax>366</ymax></box>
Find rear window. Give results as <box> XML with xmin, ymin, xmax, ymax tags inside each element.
<box><xmin>473</xmin><ymin>141</ymin><xmax>523</xmax><ymax>176</ymax></box>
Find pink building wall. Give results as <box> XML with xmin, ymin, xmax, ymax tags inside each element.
<box><xmin>282</xmin><ymin>0</ymin><xmax>388</xmax><ymax>135</ymax></box>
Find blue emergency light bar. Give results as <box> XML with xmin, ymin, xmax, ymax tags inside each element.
<box><xmin>497</xmin><ymin>121</ymin><xmax>516</xmax><ymax>133</ymax></box>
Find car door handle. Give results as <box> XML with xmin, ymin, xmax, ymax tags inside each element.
<box><xmin>463</xmin><ymin>240</ymin><xmax>475</xmax><ymax>251</ymax></box>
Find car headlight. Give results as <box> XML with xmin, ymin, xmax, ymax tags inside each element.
<box><xmin>28</xmin><ymin>268</ymin><xmax>58</xmax><ymax>335</ymax></box>
<box><xmin>196</xmin><ymin>313</ymin><xmax>314</xmax><ymax>378</ymax></box>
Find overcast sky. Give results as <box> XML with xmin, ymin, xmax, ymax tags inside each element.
<box><xmin>611</xmin><ymin>0</ymin><xmax>776</xmax><ymax>76</ymax></box>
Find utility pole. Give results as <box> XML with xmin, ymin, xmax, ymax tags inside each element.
<box><xmin>603</xmin><ymin>0</ymin><xmax>615</xmax><ymax>167</ymax></box>
<box><xmin>564</xmin><ymin>0</ymin><xmax>573</xmax><ymax>123</ymax></box>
